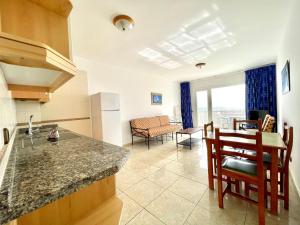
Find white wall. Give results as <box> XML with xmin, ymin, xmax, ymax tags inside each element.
<box><xmin>74</xmin><ymin>57</ymin><xmax>180</xmax><ymax>145</ymax></box>
<box><xmin>0</xmin><ymin>68</ymin><xmax>16</xmax><ymax>152</ymax></box>
<box><xmin>190</xmin><ymin>71</ymin><xmax>245</xmax><ymax>126</ymax></box>
<box><xmin>15</xmin><ymin>71</ymin><xmax>92</xmax><ymax>137</ymax></box>
<box><xmin>276</xmin><ymin>0</ymin><xmax>300</xmax><ymax>194</ymax></box>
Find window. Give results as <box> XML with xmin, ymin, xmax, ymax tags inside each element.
<box><xmin>211</xmin><ymin>84</ymin><xmax>246</xmax><ymax>128</ymax></box>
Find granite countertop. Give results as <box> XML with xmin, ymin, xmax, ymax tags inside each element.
<box><xmin>0</xmin><ymin>127</ymin><xmax>129</xmax><ymax>224</ymax></box>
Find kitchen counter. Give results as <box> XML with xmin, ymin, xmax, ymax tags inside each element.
<box><xmin>0</xmin><ymin>127</ymin><xmax>129</xmax><ymax>225</ymax></box>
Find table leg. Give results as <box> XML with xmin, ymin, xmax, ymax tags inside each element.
<box><xmin>270</xmin><ymin>150</ymin><xmax>278</xmax><ymax>214</ymax></box>
<box><xmin>190</xmin><ymin>134</ymin><xmax>192</xmax><ymax>150</ymax></box>
<box><xmin>206</xmin><ymin>140</ymin><xmax>214</xmax><ymax>190</ymax></box>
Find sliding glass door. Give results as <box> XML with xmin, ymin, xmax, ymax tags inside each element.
<box><xmin>196</xmin><ymin>90</ymin><xmax>209</xmax><ymax>127</ymax></box>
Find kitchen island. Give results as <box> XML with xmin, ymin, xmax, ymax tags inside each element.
<box><xmin>0</xmin><ymin>127</ymin><xmax>129</xmax><ymax>225</ymax></box>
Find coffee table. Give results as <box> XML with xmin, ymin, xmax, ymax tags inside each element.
<box><xmin>176</xmin><ymin>128</ymin><xmax>203</xmax><ymax>150</ymax></box>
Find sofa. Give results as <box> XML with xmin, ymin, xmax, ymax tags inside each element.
<box><xmin>130</xmin><ymin>115</ymin><xmax>181</xmax><ymax>149</ymax></box>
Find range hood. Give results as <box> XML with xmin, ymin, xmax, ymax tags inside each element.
<box><xmin>0</xmin><ymin>32</ymin><xmax>77</xmax><ymax>93</ymax></box>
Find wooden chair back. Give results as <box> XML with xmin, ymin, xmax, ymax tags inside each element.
<box><xmin>214</xmin><ymin>128</ymin><xmax>265</xmax><ymax>225</ymax></box>
<box><xmin>215</xmin><ymin>129</ymin><xmax>264</xmax><ymax>167</ymax></box>
<box><xmin>204</xmin><ymin>121</ymin><xmax>214</xmax><ymax>137</ymax></box>
<box><xmin>283</xmin><ymin>127</ymin><xmax>294</xmax><ymax>172</ymax></box>
<box><xmin>233</xmin><ymin>118</ymin><xmax>262</xmax><ymax>131</ymax></box>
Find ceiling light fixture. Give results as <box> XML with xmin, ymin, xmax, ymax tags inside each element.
<box><xmin>113</xmin><ymin>15</ymin><xmax>134</xmax><ymax>31</ymax></box>
<box><xmin>195</xmin><ymin>62</ymin><xmax>206</xmax><ymax>69</ymax></box>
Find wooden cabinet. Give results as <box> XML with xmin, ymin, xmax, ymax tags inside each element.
<box><xmin>0</xmin><ymin>0</ymin><xmax>76</xmax><ymax>102</ymax></box>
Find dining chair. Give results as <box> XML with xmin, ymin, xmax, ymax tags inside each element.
<box><xmin>204</xmin><ymin>122</ymin><xmax>216</xmax><ymax>174</ymax></box>
<box><xmin>279</xmin><ymin>123</ymin><xmax>288</xmax><ymax>193</ymax></box>
<box><xmin>279</xmin><ymin>126</ymin><xmax>293</xmax><ymax>209</ymax></box>
<box><xmin>215</xmin><ymin>128</ymin><xmax>266</xmax><ymax>225</ymax></box>
<box><xmin>233</xmin><ymin>118</ymin><xmax>263</xmax><ymax>131</ymax></box>
<box><xmin>204</xmin><ymin>121</ymin><xmax>214</xmax><ymax>137</ymax></box>
<box><xmin>245</xmin><ymin>126</ymin><xmax>293</xmax><ymax>210</ymax></box>
<box><xmin>204</xmin><ymin>122</ymin><xmax>242</xmax><ymax>193</ymax></box>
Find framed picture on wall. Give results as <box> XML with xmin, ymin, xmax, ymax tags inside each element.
<box><xmin>151</xmin><ymin>93</ymin><xmax>162</xmax><ymax>105</ymax></box>
<box><xmin>281</xmin><ymin>60</ymin><xmax>291</xmax><ymax>95</ymax></box>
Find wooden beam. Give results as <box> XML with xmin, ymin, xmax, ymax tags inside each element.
<box><xmin>7</xmin><ymin>84</ymin><xmax>49</xmax><ymax>92</ymax></box>
<box><xmin>11</xmin><ymin>90</ymin><xmax>49</xmax><ymax>103</ymax></box>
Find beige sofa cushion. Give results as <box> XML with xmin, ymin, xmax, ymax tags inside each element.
<box><xmin>131</xmin><ymin>117</ymin><xmax>160</xmax><ymax>129</ymax></box>
<box><xmin>158</xmin><ymin>115</ymin><xmax>170</xmax><ymax>126</ymax></box>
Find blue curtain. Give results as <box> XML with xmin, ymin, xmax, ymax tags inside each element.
<box><xmin>180</xmin><ymin>82</ymin><xmax>193</xmax><ymax>129</ymax></box>
<box><xmin>245</xmin><ymin>64</ymin><xmax>277</xmax><ymax>121</ymax></box>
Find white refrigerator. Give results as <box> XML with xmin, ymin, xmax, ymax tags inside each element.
<box><xmin>91</xmin><ymin>92</ymin><xmax>122</xmax><ymax>146</ymax></box>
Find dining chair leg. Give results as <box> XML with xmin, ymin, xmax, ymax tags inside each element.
<box><xmin>227</xmin><ymin>176</ymin><xmax>232</xmax><ymax>193</ymax></box>
<box><xmin>235</xmin><ymin>179</ymin><xmax>240</xmax><ymax>193</ymax></box>
<box><xmin>284</xmin><ymin>172</ymin><xmax>289</xmax><ymax>210</ymax></box>
<box><xmin>245</xmin><ymin>182</ymin><xmax>249</xmax><ymax>197</ymax></box>
<box><xmin>258</xmin><ymin>179</ymin><xmax>265</xmax><ymax>225</ymax></box>
<box><xmin>213</xmin><ymin>158</ymin><xmax>217</xmax><ymax>175</ymax></box>
<box><xmin>218</xmin><ymin>176</ymin><xmax>224</xmax><ymax>208</ymax></box>
<box><xmin>264</xmin><ymin>176</ymin><xmax>268</xmax><ymax>208</ymax></box>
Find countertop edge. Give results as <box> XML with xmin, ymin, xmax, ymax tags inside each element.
<box><xmin>0</xmin><ymin>128</ymin><xmax>130</xmax><ymax>225</ymax></box>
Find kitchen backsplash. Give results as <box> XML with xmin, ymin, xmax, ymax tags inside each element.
<box><xmin>0</xmin><ymin>67</ymin><xmax>16</xmax><ymax>151</ymax></box>
<box><xmin>16</xmin><ymin>101</ymin><xmax>42</xmax><ymax>124</ymax></box>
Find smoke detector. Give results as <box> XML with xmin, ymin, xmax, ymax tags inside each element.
<box><xmin>113</xmin><ymin>15</ymin><xmax>135</xmax><ymax>31</ymax></box>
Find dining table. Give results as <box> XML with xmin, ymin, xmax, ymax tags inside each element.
<box><xmin>204</xmin><ymin>129</ymin><xmax>287</xmax><ymax>215</ymax></box>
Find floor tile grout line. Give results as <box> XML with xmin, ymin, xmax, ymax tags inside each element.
<box><xmin>181</xmin><ymin>187</ymin><xmax>210</xmax><ymax>225</ymax></box>
<box><xmin>144</xmin><ymin>208</ymin><xmax>168</xmax><ymax>225</ymax></box>
<box><xmin>122</xmin><ymin>187</ymin><xmax>168</xmax><ymax>225</ymax></box>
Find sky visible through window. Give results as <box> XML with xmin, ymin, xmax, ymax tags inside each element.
<box><xmin>212</xmin><ymin>84</ymin><xmax>245</xmax><ymax>110</ymax></box>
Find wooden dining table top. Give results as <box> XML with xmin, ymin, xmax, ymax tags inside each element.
<box><xmin>205</xmin><ymin>129</ymin><xmax>286</xmax><ymax>150</ymax></box>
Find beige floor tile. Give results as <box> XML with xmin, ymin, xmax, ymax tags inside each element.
<box><xmin>164</xmin><ymin>161</ymin><xmax>189</xmax><ymax>176</ymax></box>
<box><xmin>116</xmin><ymin>188</ymin><xmax>123</xmax><ymax>196</ymax></box>
<box><xmin>126</xmin><ymin>210</ymin><xmax>165</xmax><ymax>225</ymax></box>
<box><xmin>168</xmin><ymin>177</ymin><xmax>207</xmax><ymax>203</ymax></box>
<box><xmin>198</xmin><ymin>189</ymin><xmax>247</xmax><ymax>220</ymax></box>
<box><xmin>118</xmin><ymin>193</ymin><xmax>143</xmax><ymax>225</ymax></box>
<box><xmin>147</xmin><ymin>168</ymin><xmax>180</xmax><ymax>188</ymax></box>
<box><xmin>121</xmin><ymin>138</ymin><xmax>300</xmax><ymax>225</ymax></box>
<box><xmin>124</xmin><ymin>179</ymin><xmax>164</xmax><ymax>207</ymax></box>
<box><xmin>116</xmin><ymin>169</ymin><xmax>145</xmax><ymax>191</ymax></box>
<box><xmin>244</xmin><ymin>203</ymin><xmax>300</xmax><ymax>225</ymax></box>
<box><xmin>187</xmin><ymin>203</ymin><xmax>245</xmax><ymax>225</ymax></box>
<box><xmin>152</xmin><ymin>158</ymin><xmax>175</xmax><ymax>168</ymax></box>
<box><xmin>146</xmin><ymin>190</ymin><xmax>195</xmax><ymax>225</ymax></box>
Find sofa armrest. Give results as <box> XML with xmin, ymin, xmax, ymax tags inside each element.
<box><xmin>170</xmin><ymin>121</ymin><xmax>182</xmax><ymax>125</ymax></box>
<box><xmin>131</xmin><ymin>127</ymin><xmax>149</xmax><ymax>137</ymax></box>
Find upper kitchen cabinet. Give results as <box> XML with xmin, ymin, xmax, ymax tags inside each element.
<box><xmin>0</xmin><ymin>0</ymin><xmax>77</xmax><ymax>101</ymax></box>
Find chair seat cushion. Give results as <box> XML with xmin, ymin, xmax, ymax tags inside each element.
<box><xmin>212</xmin><ymin>146</ymin><xmax>244</xmax><ymax>155</ymax></box>
<box><xmin>222</xmin><ymin>157</ymin><xmax>258</xmax><ymax>176</ymax></box>
<box><xmin>244</xmin><ymin>150</ymin><xmax>271</xmax><ymax>163</ymax></box>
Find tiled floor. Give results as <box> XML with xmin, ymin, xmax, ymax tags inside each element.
<box><xmin>117</xmin><ymin>137</ymin><xmax>300</xmax><ymax>225</ymax></box>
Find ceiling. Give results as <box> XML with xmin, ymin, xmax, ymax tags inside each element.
<box><xmin>70</xmin><ymin>0</ymin><xmax>290</xmax><ymax>81</ymax></box>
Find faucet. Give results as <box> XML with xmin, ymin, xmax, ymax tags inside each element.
<box><xmin>28</xmin><ymin>115</ymin><xmax>34</xmax><ymax>136</ymax></box>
